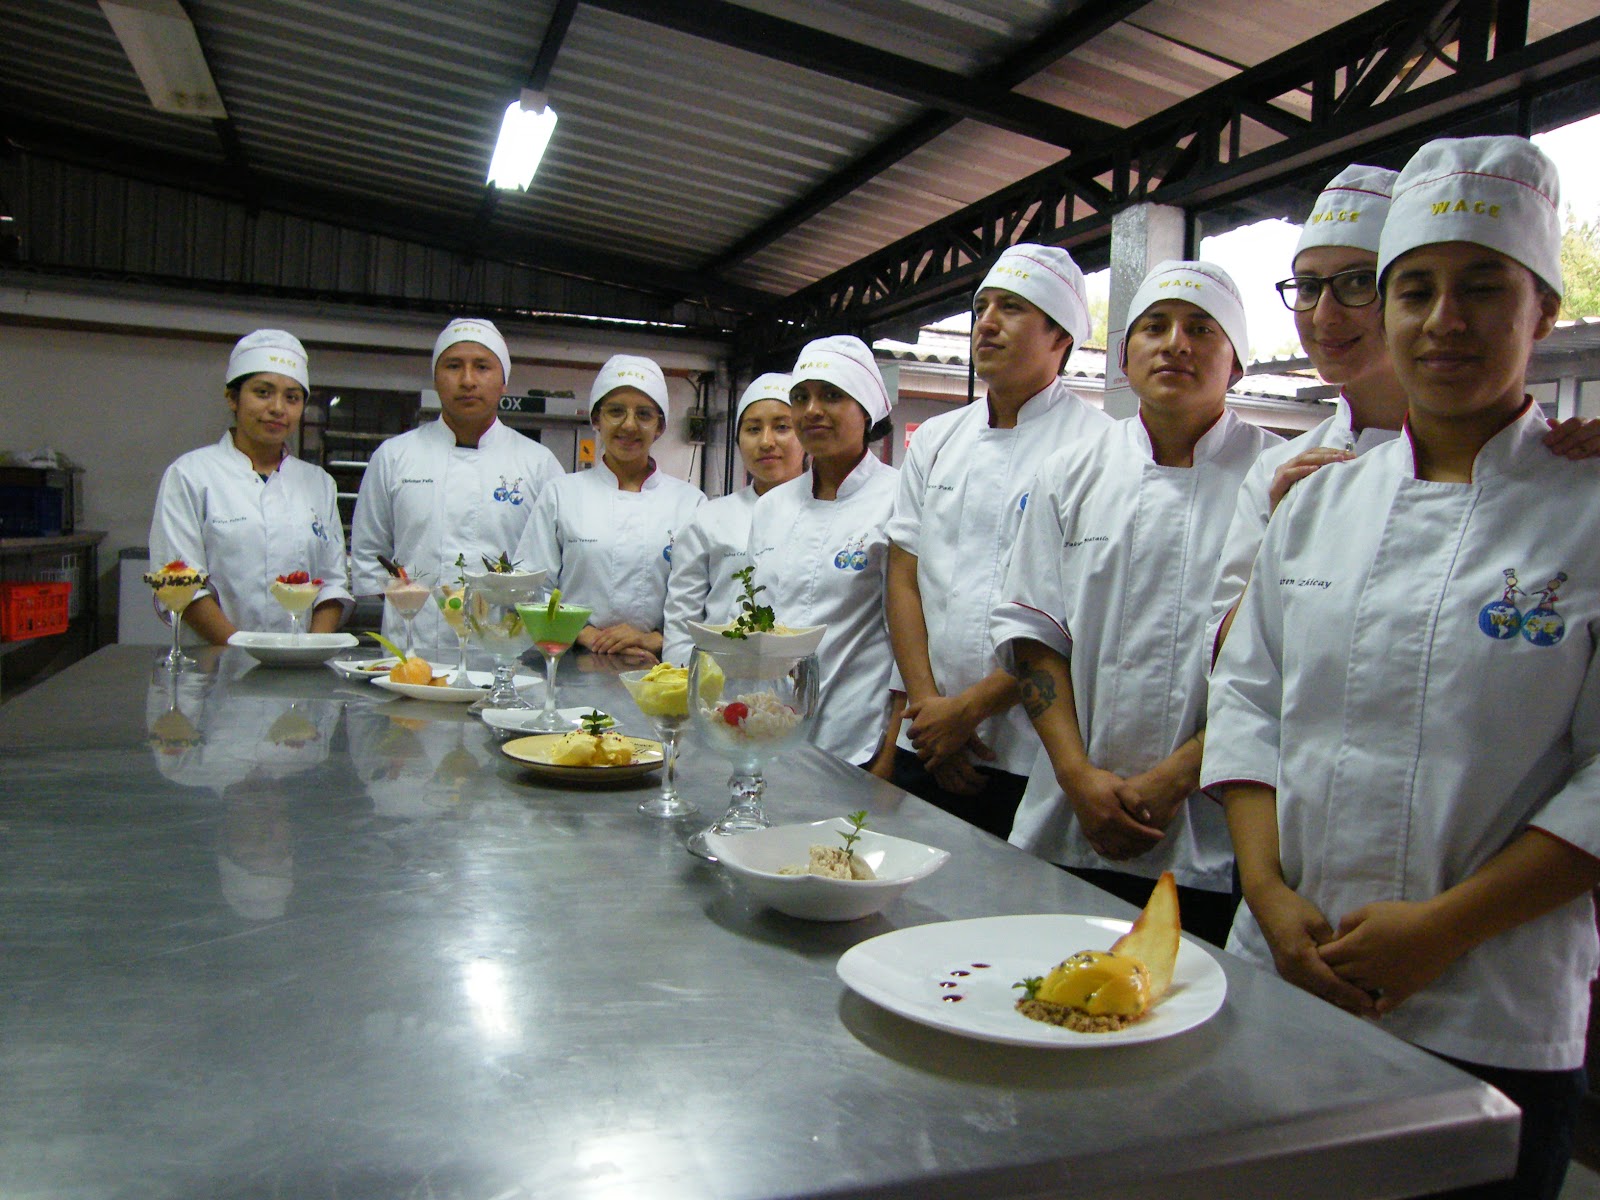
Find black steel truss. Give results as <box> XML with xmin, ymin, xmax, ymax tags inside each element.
<box><xmin>731</xmin><ymin>0</ymin><xmax>1600</xmax><ymax>364</ymax></box>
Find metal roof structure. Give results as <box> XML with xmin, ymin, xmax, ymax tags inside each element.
<box><xmin>4</xmin><ymin>0</ymin><xmax>1600</xmax><ymax>360</ymax></box>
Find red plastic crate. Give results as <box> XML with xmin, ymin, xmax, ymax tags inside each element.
<box><xmin>0</xmin><ymin>582</ymin><xmax>71</xmax><ymax>641</ymax></box>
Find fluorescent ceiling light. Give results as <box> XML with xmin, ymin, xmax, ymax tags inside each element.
<box><xmin>99</xmin><ymin>0</ymin><xmax>226</xmax><ymax>119</ymax></box>
<box><xmin>487</xmin><ymin>89</ymin><xmax>558</xmax><ymax>191</ymax></box>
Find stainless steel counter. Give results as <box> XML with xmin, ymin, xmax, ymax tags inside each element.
<box><xmin>0</xmin><ymin>645</ymin><xmax>1516</xmax><ymax>1199</ymax></box>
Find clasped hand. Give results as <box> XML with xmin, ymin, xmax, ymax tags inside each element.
<box><xmin>1060</xmin><ymin>763</ymin><xmax>1187</xmax><ymax>860</ymax></box>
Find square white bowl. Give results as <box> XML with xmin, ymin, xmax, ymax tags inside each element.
<box><xmin>229</xmin><ymin>631</ymin><xmax>359</xmax><ymax>666</ymax></box>
<box><xmin>706</xmin><ymin>818</ymin><xmax>949</xmax><ymax>922</ymax></box>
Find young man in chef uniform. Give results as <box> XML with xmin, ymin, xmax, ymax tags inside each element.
<box><xmin>1209</xmin><ymin>164</ymin><xmax>1600</xmax><ymax>656</ymax></box>
<box><xmin>1204</xmin><ymin>136</ymin><xmax>1600</xmax><ymax>1200</ymax></box>
<box><xmin>990</xmin><ymin>262</ymin><xmax>1280</xmax><ymax>947</ymax></box>
<box><xmin>350</xmin><ymin>318</ymin><xmax>562</xmax><ymax>647</ymax></box>
<box><xmin>887</xmin><ymin>244</ymin><xmax>1111</xmax><ymax>838</ymax></box>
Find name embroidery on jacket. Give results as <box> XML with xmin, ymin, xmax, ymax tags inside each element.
<box><xmin>1478</xmin><ymin>568</ymin><xmax>1567</xmax><ymax>646</ymax></box>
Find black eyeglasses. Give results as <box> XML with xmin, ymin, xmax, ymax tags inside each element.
<box><xmin>1275</xmin><ymin>268</ymin><xmax>1379</xmax><ymax>312</ymax></box>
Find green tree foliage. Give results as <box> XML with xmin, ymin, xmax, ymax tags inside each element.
<box><xmin>1560</xmin><ymin>211</ymin><xmax>1600</xmax><ymax>319</ymax></box>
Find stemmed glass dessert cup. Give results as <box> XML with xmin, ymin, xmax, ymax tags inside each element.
<box><xmin>685</xmin><ymin>647</ymin><xmax>819</xmax><ymax>860</ymax></box>
<box><xmin>619</xmin><ymin>667</ymin><xmax>696</xmax><ymax>819</ymax></box>
<box><xmin>144</xmin><ymin>566</ymin><xmax>205</xmax><ymax>673</ymax></box>
<box><xmin>463</xmin><ymin>578</ymin><xmax>541</xmax><ymax>711</ymax></box>
<box><xmin>382</xmin><ymin>571</ymin><xmax>433</xmax><ymax>660</ymax></box>
<box><xmin>269</xmin><ymin>577</ymin><xmax>320</xmax><ymax>640</ymax></box>
<box><xmin>515</xmin><ymin>599</ymin><xmax>594</xmax><ymax>732</ymax></box>
<box><xmin>432</xmin><ymin>581</ymin><xmax>471</xmax><ymax>686</ymax></box>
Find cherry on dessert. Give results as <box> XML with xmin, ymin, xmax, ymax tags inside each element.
<box><xmin>722</xmin><ymin>702</ymin><xmax>749</xmax><ymax>726</ymax></box>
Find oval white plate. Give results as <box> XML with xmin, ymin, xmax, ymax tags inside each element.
<box><xmin>229</xmin><ymin>631</ymin><xmax>359</xmax><ymax>666</ymax></box>
<box><xmin>328</xmin><ymin>655</ymin><xmax>399</xmax><ymax>680</ymax></box>
<box><xmin>499</xmin><ymin>733</ymin><xmax>663</xmax><ymax>782</ymax></box>
<box><xmin>836</xmin><ymin>913</ymin><xmax>1226</xmax><ymax>1048</ymax></box>
<box><xmin>371</xmin><ymin>676</ymin><xmax>486</xmax><ymax>702</ymax></box>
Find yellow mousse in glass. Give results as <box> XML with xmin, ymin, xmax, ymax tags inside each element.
<box><xmin>143</xmin><ymin>560</ymin><xmax>206</xmax><ymax>611</ymax></box>
<box><xmin>269</xmin><ymin>575</ymin><xmax>322</xmax><ymax>615</ymax></box>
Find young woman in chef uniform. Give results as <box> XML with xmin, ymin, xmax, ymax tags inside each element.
<box><xmin>350</xmin><ymin>318</ymin><xmax>563</xmax><ymax>648</ymax></box>
<box><xmin>1204</xmin><ymin>136</ymin><xmax>1600</xmax><ymax>1200</ymax></box>
<box><xmin>515</xmin><ymin>354</ymin><xmax>705</xmax><ymax>662</ymax></box>
<box><xmin>990</xmin><ymin>262</ymin><xmax>1281</xmax><ymax>948</ymax></box>
<box><xmin>746</xmin><ymin>336</ymin><xmax>900</xmax><ymax>773</ymax></box>
<box><xmin>149</xmin><ymin>329</ymin><xmax>353</xmax><ymax>643</ymax></box>
<box><xmin>1209</xmin><ymin>164</ymin><xmax>1600</xmax><ymax>657</ymax></box>
<box><xmin>660</xmin><ymin>373</ymin><xmax>804</xmax><ymax>665</ymax></box>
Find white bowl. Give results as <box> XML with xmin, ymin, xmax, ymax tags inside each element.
<box><xmin>461</xmin><ymin>568</ymin><xmax>548</xmax><ymax>603</ymax></box>
<box><xmin>706</xmin><ymin>818</ymin><xmax>949</xmax><ymax>922</ymax></box>
<box><xmin>687</xmin><ymin>621</ymin><xmax>827</xmax><ymax>661</ymax></box>
<box><xmin>229</xmin><ymin>631</ymin><xmax>360</xmax><ymax>666</ymax></box>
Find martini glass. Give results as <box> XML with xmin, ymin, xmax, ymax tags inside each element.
<box><xmin>686</xmin><ymin>647</ymin><xmax>818</xmax><ymax>860</ymax></box>
<box><xmin>144</xmin><ymin>565</ymin><xmax>205</xmax><ymax>673</ymax></box>
<box><xmin>620</xmin><ymin>667</ymin><xmax>695</xmax><ymax>819</ymax></box>
<box><xmin>464</xmin><ymin>579</ymin><xmax>540</xmax><ymax>711</ymax></box>
<box><xmin>383</xmin><ymin>572</ymin><xmax>433</xmax><ymax>659</ymax></box>
<box><xmin>433</xmin><ymin>582</ymin><xmax>471</xmax><ymax>686</ymax></box>
<box><xmin>516</xmin><ymin>600</ymin><xmax>593</xmax><ymax>732</ymax></box>
<box><xmin>269</xmin><ymin>577</ymin><xmax>321</xmax><ymax>640</ymax></box>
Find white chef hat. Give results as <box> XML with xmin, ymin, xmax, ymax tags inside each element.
<box><xmin>1378</xmin><ymin>135</ymin><xmax>1563</xmax><ymax>296</ymax></box>
<box><xmin>736</xmin><ymin>373</ymin><xmax>792</xmax><ymax>424</ymax></box>
<box><xmin>790</xmin><ymin>336</ymin><xmax>893</xmax><ymax>424</ymax></box>
<box><xmin>1123</xmin><ymin>260</ymin><xmax>1249</xmax><ymax>379</ymax></box>
<box><xmin>975</xmin><ymin>243</ymin><xmax>1091</xmax><ymax>349</ymax></box>
<box><xmin>590</xmin><ymin>354</ymin><xmax>671</xmax><ymax>421</ymax></box>
<box><xmin>432</xmin><ymin>318</ymin><xmax>512</xmax><ymax>387</ymax></box>
<box><xmin>227</xmin><ymin>329</ymin><xmax>309</xmax><ymax>392</ymax></box>
<box><xmin>1294</xmin><ymin>164</ymin><xmax>1397</xmax><ymax>259</ymax></box>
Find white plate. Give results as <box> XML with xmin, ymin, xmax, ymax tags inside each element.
<box><xmin>371</xmin><ymin>676</ymin><xmax>486</xmax><ymax>702</ymax></box>
<box><xmin>480</xmin><ymin>706</ymin><xmax>608</xmax><ymax>735</ymax></box>
<box><xmin>500</xmin><ymin>733</ymin><xmax>664</xmax><ymax>782</ymax></box>
<box><xmin>229</xmin><ymin>631</ymin><xmax>360</xmax><ymax>666</ymax></box>
<box><xmin>835</xmin><ymin>914</ymin><xmax>1226</xmax><ymax>1048</ymax></box>
<box><xmin>328</xmin><ymin>655</ymin><xmax>399</xmax><ymax>680</ymax></box>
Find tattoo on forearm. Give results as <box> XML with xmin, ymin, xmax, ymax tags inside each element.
<box><xmin>1019</xmin><ymin>669</ymin><xmax>1056</xmax><ymax>719</ymax></box>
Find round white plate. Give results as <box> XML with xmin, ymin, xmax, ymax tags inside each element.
<box><xmin>371</xmin><ymin>676</ymin><xmax>486</xmax><ymax>702</ymax></box>
<box><xmin>499</xmin><ymin>733</ymin><xmax>663</xmax><ymax>782</ymax></box>
<box><xmin>229</xmin><ymin>631</ymin><xmax>360</xmax><ymax>666</ymax></box>
<box><xmin>835</xmin><ymin>913</ymin><xmax>1226</xmax><ymax>1048</ymax></box>
<box><xmin>480</xmin><ymin>706</ymin><xmax>605</xmax><ymax>735</ymax></box>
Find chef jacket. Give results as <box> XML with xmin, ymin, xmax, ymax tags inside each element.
<box><xmin>991</xmin><ymin>412</ymin><xmax>1281</xmax><ymax>890</ymax></box>
<box><xmin>748</xmin><ymin>453</ymin><xmax>899</xmax><ymax>765</ymax></box>
<box><xmin>514</xmin><ymin>457</ymin><xmax>704</xmax><ymax>631</ymax></box>
<box><xmin>350</xmin><ymin>418</ymin><xmax>562</xmax><ymax>647</ymax></box>
<box><xmin>1203</xmin><ymin>402</ymin><xmax>1600</xmax><ymax>1071</ymax></box>
<box><xmin>887</xmin><ymin>380</ymin><xmax>1111</xmax><ymax>775</ymax></box>
<box><xmin>1206</xmin><ymin>395</ymin><xmax>1399</xmax><ymax>657</ymax></box>
<box><xmin>149</xmin><ymin>432</ymin><xmax>354</xmax><ymax>634</ymax></box>
<box><xmin>661</xmin><ymin>486</ymin><xmax>759</xmax><ymax>666</ymax></box>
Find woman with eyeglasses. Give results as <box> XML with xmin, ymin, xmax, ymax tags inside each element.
<box><xmin>515</xmin><ymin>355</ymin><xmax>704</xmax><ymax>662</ymax></box>
<box><xmin>1208</xmin><ymin>164</ymin><xmax>1600</xmax><ymax>655</ymax></box>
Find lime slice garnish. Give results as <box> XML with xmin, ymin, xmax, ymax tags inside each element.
<box><xmin>546</xmin><ymin>588</ymin><xmax>561</xmax><ymax>621</ymax></box>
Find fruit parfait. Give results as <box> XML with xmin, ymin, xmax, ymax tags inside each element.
<box><xmin>377</xmin><ymin>556</ymin><xmax>432</xmax><ymax>660</ymax></box>
<box><xmin>143</xmin><ymin>559</ymin><xmax>207</xmax><ymax>672</ymax></box>
<box><xmin>269</xmin><ymin>570</ymin><xmax>322</xmax><ymax>639</ymax></box>
<box><xmin>433</xmin><ymin>555</ymin><xmax>471</xmax><ymax>687</ymax></box>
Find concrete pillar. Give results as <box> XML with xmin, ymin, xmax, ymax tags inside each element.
<box><xmin>1103</xmin><ymin>203</ymin><xmax>1187</xmax><ymax>419</ymax></box>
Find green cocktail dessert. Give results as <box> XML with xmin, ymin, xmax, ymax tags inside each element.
<box><xmin>517</xmin><ymin>603</ymin><xmax>592</xmax><ymax>654</ymax></box>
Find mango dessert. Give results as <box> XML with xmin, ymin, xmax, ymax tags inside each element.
<box><xmin>625</xmin><ymin>663</ymin><xmax>690</xmax><ymax>718</ymax></box>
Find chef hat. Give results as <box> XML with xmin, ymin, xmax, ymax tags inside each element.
<box><xmin>1378</xmin><ymin>136</ymin><xmax>1563</xmax><ymax>296</ymax></box>
<box><xmin>736</xmin><ymin>373</ymin><xmax>792</xmax><ymax>424</ymax></box>
<box><xmin>1123</xmin><ymin>260</ymin><xmax>1249</xmax><ymax>377</ymax></box>
<box><xmin>790</xmin><ymin>336</ymin><xmax>894</xmax><ymax>424</ymax></box>
<box><xmin>432</xmin><ymin>318</ymin><xmax>512</xmax><ymax>387</ymax></box>
<box><xmin>1294</xmin><ymin>164</ymin><xmax>1397</xmax><ymax>260</ymax></box>
<box><xmin>227</xmin><ymin>329</ymin><xmax>309</xmax><ymax>392</ymax></box>
<box><xmin>975</xmin><ymin>243</ymin><xmax>1091</xmax><ymax>349</ymax></box>
<box><xmin>590</xmin><ymin>354</ymin><xmax>671</xmax><ymax>421</ymax></box>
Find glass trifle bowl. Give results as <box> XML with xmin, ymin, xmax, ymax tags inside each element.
<box><xmin>685</xmin><ymin>631</ymin><xmax>821</xmax><ymax>860</ymax></box>
<box><xmin>515</xmin><ymin>596</ymin><xmax>593</xmax><ymax>732</ymax></box>
<box><xmin>463</xmin><ymin>572</ymin><xmax>545</xmax><ymax>711</ymax></box>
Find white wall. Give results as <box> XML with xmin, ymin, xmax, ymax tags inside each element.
<box><xmin>0</xmin><ymin>282</ymin><xmax>723</xmax><ymax>639</ymax></box>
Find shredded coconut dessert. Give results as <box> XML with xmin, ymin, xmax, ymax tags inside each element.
<box><xmin>778</xmin><ymin>844</ymin><xmax>876</xmax><ymax>880</ymax></box>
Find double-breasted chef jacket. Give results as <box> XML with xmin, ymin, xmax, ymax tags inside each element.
<box><xmin>1206</xmin><ymin>394</ymin><xmax>1399</xmax><ymax>657</ymax></box>
<box><xmin>748</xmin><ymin>453</ymin><xmax>899</xmax><ymax>766</ymax></box>
<box><xmin>514</xmin><ymin>457</ymin><xmax>705</xmax><ymax>632</ymax></box>
<box><xmin>1203</xmin><ymin>402</ymin><xmax>1600</xmax><ymax>1071</ymax></box>
<box><xmin>150</xmin><ymin>432</ymin><xmax>354</xmax><ymax>634</ymax></box>
<box><xmin>991</xmin><ymin>411</ymin><xmax>1281</xmax><ymax>891</ymax></box>
<box><xmin>350</xmin><ymin>417</ymin><xmax>562</xmax><ymax>647</ymax></box>
<box><xmin>661</xmin><ymin>486</ymin><xmax>758</xmax><ymax>666</ymax></box>
<box><xmin>887</xmin><ymin>379</ymin><xmax>1111</xmax><ymax>776</ymax></box>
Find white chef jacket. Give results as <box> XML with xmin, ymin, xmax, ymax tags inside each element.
<box><xmin>991</xmin><ymin>411</ymin><xmax>1282</xmax><ymax>889</ymax></box>
<box><xmin>1206</xmin><ymin>395</ymin><xmax>1399</xmax><ymax>657</ymax></box>
<box><xmin>149</xmin><ymin>432</ymin><xmax>354</xmax><ymax>634</ymax></box>
<box><xmin>661</xmin><ymin>486</ymin><xmax>759</xmax><ymax>666</ymax></box>
<box><xmin>350</xmin><ymin>417</ymin><xmax>562</xmax><ymax>648</ymax></box>
<box><xmin>513</xmin><ymin>458</ymin><xmax>705</xmax><ymax>632</ymax></box>
<box><xmin>748</xmin><ymin>453</ymin><xmax>899</xmax><ymax>765</ymax></box>
<box><xmin>1203</xmin><ymin>403</ymin><xmax>1600</xmax><ymax>1071</ymax></box>
<box><xmin>887</xmin><ymin>380</ymin><xmax>1111</xmax><ymax>775</ymax></box>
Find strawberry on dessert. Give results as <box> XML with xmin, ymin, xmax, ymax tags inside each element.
<box><xmin>269</xmin><ymin>571</ymin><xmax>323</xmax><ymax>614</ymax></box>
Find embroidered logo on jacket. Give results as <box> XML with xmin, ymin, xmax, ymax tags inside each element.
<box><xmin>833</xmin><ymin>536</ymin><xmax>869</xmax><ymax>571</ymax></box>
<box><xmin>1478</xmin><ymin>568</ymin><xmax>1567</xmax><ymax>646</ymax></box>
<box><xmin>493</xmin><ymin>476</ymin><xmax>525</xmax><ymax>505</ymax></box>
<box><xmin>310</xmin><ymin>510</ymin><xmax>329</xmax><ymax>542</ymax></box>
